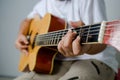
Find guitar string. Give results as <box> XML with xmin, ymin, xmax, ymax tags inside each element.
<box><xmin>37</xmin><ymin>23</ymin><xmax>120</xmax><ymax>37</ymax></box>
<box><xmin>36</xmin><ymin>24</ymin><xmax>120</xmax><ymax>39</ymax></box>
<box><xmin>34</xmin><ymin>24</ymin><xmax>120</xmax><ymax>45</ymax></box>
<box><xmin>35</xmin><ymin>34</ymin><xmax>118</xmax><ymax>45</ymax></box>
<box><xmin>34</xmin><ymin>26</ymin><xmax>120</xmax><ymax>44</ymax></box>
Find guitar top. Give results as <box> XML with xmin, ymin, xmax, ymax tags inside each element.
<box><xmin>18</xmin><ymin>13</ymin><xmax>120</xmax><ymax>74</ymax></box>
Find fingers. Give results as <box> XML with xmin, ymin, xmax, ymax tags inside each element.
<box><xmin>72</xmin><ymin>36</ymin><xmax>81</xmax><ymax>55</ymax></box>
<box><xmin>15</xmin><ymin>35</ymin><xmax>29</xmax><ymax>54</ymax></box>
<box><xmin>57</xmin><ymin>40</ymin><xmax>66</xmax><ymax>56</ymax></box>
<box><xmin>16</xmin><ymin>41</ymin><xmax>28</xmax><ymax>54</ymax></box>
<box><xmin>63</xmin><ymin>30</ymin><xmax>76</xmax><ymax>51</ymax></box>
<box><xmin>15</xmin><ymin>35</ymin><xmax>28</xmax><ymax>49</ymax></box>
<box><xmin>58</xmin><ymin>30</ymin><xmax>81</xmax><ymax>57</ymax></box>
<box><xmin>57</xmin><ymin>21</ymin><xmax>85</xmax><ymax>57</ymax></box>
<box><xmin>19</xmin><ymin>35</ymin><xmax>29</xmax><ymax>45</ymax></box>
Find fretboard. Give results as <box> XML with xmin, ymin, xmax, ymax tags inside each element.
<box><xmin>35</xmin><ymin>23</ymin><xmax>102</xmax><ymax>46</ymax></box>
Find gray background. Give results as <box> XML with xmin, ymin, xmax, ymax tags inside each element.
<box><xmin>0</xmin><ymin>0</ymin><xmax>120</xmax><ymax>77</ymax></box>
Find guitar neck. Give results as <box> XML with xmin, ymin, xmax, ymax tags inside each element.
<box><xmin>34</xmin><ymin>19</ymin><xmax>120</xmax><ymax>52</ymax></box>
<box><xmin>35</xmin><ymin>23</ymin><xmax>103</xmax><ymax>46</ymax></box>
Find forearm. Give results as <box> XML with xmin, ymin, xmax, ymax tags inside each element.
<box><xmin>18</xmin><ymin>18</ymin><xmax>32</xmax><ymax>36</ymax></box>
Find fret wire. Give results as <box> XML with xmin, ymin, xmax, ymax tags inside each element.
<box><xmin>49</xmin><ymin>33</ymin><xmax>53</xmax><ymax>45</ymax></box>
<box><xmin>35</xmin><ymin>23</ymin><xmax>120</xmax><ymax>46</ymax></box>
<box><xmin>36</xmin><ymin>28</ymin><xmax>101</xmax><ymax>45</ymax></box>
<box><xmin>39</xmin><ymin>30</ymin><xmax>67</xmax><ymax>45</ymax></box>
<box><xmin>76</xmin><ymin>29</ymin><xmax>100</xmax><ymax>34</ymax></box>
<box><xmin>86</xmin><ymin>25</ymin><xmax>91</xmax><ymax>43</ymax></box>
<box><xmin>78</xmin><ymin>26</ymin><xmax>82</xmax><ymax>37</ymax></box>
<box><xmin>37</xmin><ymin>23</ymin><xmax>101</xmax><ymax>38</ymax></box>
<box><xmin>35</xmin><ymin>32</ymin><xmax>118</xmax><ymax>45</ymax></box>
<box><xmin>53</xmin><ymin>33</ymin><xmax>57</xmax><ymax>44</ymax></box>
<box><xmin>36</xmin><ymin>23</ymin><xmax>119</xmax><ymax>40</ymax></box>
<box><xmin>37</xmin><ymin>30</ymin><xmax>119</xmax><ymax>41</ymax></box>
<box><xmin>35</xmin><ymin>33</ymin><xmax>99</xmax><ymax>45</ymax></box>
<box><xmin>37</xmin><ymin>27</ymin><xmax>100</xmax><ymax>39</ymax></box>
<box><xmin>37</xmin><ymin>29</ymin><xmax>99</xmax><ymax>41</ymax></box>
<box><xmin>36</xmin><ymin>32</ymin><xmax>106</xmax><ymax>40</ymax></box>
<box><xmin>36</xmin><ymin>23</ymin><xmax>102</xmax><ymax>45</ymax></box>
<box><xmin>37</xmin><ymin>28</ymin><xmax>100</xmax><ymax>39</ymax></box>
<box><xmin>51</xmin><ymin>33</ymin><xmax>55</xmax><ymax>45</ymax></box>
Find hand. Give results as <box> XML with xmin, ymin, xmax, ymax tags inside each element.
<box><xmin>58</xmin><ymin>29</ymin><xmax>82</xmax><ymax>57</ymax></box>
<box><xmin>57</xmin><ymin>21</ymin><xmax>86</xmax><ymax>57</ymax></box>
<box><xmin>15</xmin><ymin>34</ymin><xmax>29</xmax><ymax>55</ymax></box>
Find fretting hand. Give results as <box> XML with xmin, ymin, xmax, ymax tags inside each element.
<box><xmin>57</xmin><ymin>21</ymin><xmax>88</xmax><ymax>57</ymax></box>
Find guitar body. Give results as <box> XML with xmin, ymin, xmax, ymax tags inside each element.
<box><xmin>19</xmin><ymin>13</ymin><xmax>66</xmax><ymax>74</ymax></box>
<box><xmin>18</xmin><ymin>13</ymin><xmax>120</xmax><ymax>74</ymax></box>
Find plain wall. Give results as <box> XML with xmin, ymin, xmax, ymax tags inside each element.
<box><xmin>0</xmin><ymin>0</ymin><xmax>120</xmax><ymax>77</ymax></box>
<box><xmin>0</xmin><ymin>0</ymin><xmax>39</xmax><ymax>77</ymax></box>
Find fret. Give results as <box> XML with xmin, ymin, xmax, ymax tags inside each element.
<box><xmin>56</xmin><ymin>32</ymin><xmax>62</xmax><ymax>44</ymax></box>
<box><xmin>89</xmin><ymin>23</ymin><xmax>101</xmax><ymax>43</ymax></box>
<box><xmin>49</xmin><ymin>33</ymin><xmax>54</xmax><ymax>45</ymax></box>
<box><xmin>81</xmin><ymin>23</ymin><xmax>101</xmax><ymax>43</ymax></box>
<box><xmin>53</xmin><ymin>35</ymin><xmax>57</xmax><ymax>45</ymax></box>
<box><xmin>79</xmin><ymin>26</ymin><xmax>88</xmax><ymax>43</ymax></box>
<box><xmin>86</xmin><ymin>25</ymin><xmax>91</xmax><ymax>43</ymax></box>
<box><xmin>57</xmin><ymin>35</ymin><xmax>60</xmax><ymax>44</ymax></box>
<box><xmin>35</xmin><ymin>23</ymin><xmax>101</xmax><ymax>46</ymax></box>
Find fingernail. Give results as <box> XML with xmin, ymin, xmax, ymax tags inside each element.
<box><xmin>77</xmin><ymin>36</ymin><xmax>80</xmax><ymax>40</ymax></box>
<box><xmin>68</xmin><ymin>29</ymin><xmax>72</xmax><ymax>32</ymax></box>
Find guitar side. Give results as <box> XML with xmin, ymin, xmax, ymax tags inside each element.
<box><xmin>18</xmin><ymin>13</ymin><xmax>66</xmax><ymax>74</ymax></box>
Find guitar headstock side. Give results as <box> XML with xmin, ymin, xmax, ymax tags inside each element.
<box><xmin>101</xmin><ymin>20</ymin><xmax>120</xmax><ymax>51</ymax></box>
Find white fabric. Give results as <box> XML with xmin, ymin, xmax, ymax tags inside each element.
<box><xmin>27</xmin><ymin>0</ymin><xmax>119</xmax><ymax>73</ymax></box>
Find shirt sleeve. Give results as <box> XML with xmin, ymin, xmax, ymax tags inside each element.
<box><xmin>80</xmin><ymin>0</ymin><xmax>107</xmax><ymax>25</ymax></box>
<box><xmin>27</xmin><ymin>1</ymin><xmax>42</xmax><ymax>19</ymax></box>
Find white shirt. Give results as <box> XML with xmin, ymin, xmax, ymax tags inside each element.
<box><xmin>27</xmin><ymin>0</ymin><xmax>119</xmax><ymax>73</ymax></box>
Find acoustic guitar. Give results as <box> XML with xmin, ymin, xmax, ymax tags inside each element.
<box><xmin>18</xmin><ymin>13</ymin><xmax>120</xmax><ymax>74</ymax></box>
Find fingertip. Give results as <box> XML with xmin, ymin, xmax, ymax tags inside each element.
<box><xmin>68</xmin><ymin>29</ymin><xmax>72</xmax><ymax>32</ymax></box>
<box><xmin>77</xmin><ymin>36</ymin><xmax>80</xmax><ymax>40</ymax></box>
<box><xmin>68</xmin><ymin>29</ymin><xmax>77</xmax><ymax>34</ymax></box>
